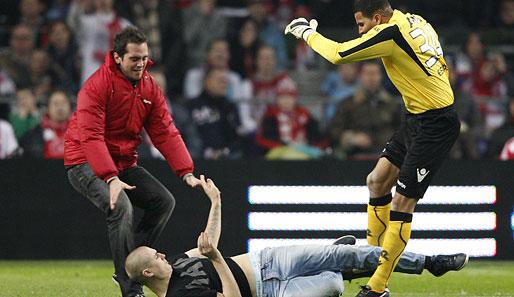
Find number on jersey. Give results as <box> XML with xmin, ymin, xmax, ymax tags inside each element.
<box><xmin>409</xmin><ymin>24</ymin><xmax>443</xmax><ymax>69</ymax></box>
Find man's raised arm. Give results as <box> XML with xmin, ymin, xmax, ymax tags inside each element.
<box><xmin>186</xmin><ymin>175</ymin><xmax>222</xmax><ymax>257</ymax></box>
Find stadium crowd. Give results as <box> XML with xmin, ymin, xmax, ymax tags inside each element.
<box><xmin>0</xmin><ymin>0</ymin><xmax>513</xmax><ymax>160</ymax></box>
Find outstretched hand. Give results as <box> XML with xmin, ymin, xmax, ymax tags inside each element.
<box><xmin>199</xmin><ymin>175</ymin><xmax>221</xmax><ymax>203</ymax></box>
<box><xmin>284</xmin><ymin>18</ymin><xmax>318</xmax><ymax>41</ymax></box>
<box><xmin>109</xmin><ymin>178</ymin><xmax>136</xmax><ymax>210</ymax></box>
<box><xmin>185</xmin><ymin>174</ymin><xmax>203</xmax><ymax>190</ymax></box>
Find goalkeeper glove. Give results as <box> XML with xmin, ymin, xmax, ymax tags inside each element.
<box><xmin>284</xmin><ymin>18</ymin><xmax>318</xmax><ymax>42</ymax></box>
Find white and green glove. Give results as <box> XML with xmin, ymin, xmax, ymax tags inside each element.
<box><xmin>284</xmin><ymin>18</ymin><xmax>318</xmax><ymax>42</ymax></box>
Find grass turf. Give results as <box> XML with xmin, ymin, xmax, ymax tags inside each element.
<box><xmin>0</xmin><ymin>260</ymin><xmax>512</xmax><ymax>297</ymax></box>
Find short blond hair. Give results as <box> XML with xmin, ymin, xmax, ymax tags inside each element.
<box><xmin>125</xmin><ymin>246</ymin><xmax>152</xmax><ymax>285</ymax></box>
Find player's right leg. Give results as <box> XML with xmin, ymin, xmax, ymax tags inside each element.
<box><xmin>66</xmin><ymin>163</ymin><xmax>142</xmax><ymax>297</ymax></box>
<box><xmin>366</xmin><ymin>157</ymin><xmax>399</xmax><ymax>246</ymax></box>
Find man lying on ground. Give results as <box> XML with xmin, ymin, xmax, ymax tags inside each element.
<box><xmin>125</xmin><ymin>177</ymin><xmax>468</xmax><ymax>297</ymax></box>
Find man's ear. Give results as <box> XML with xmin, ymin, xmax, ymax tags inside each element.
<box><xmin>142</xmin><ymin>268</ymin><xmax>154</xmax><ymax>278</ymax></box>
<box><xmin>113</xmin><ymin>52</ymin><xmax>122</xmax><ymax>64</ymax></box>
<box><xmin>373</xmin><ymin>13</ymin><xmax>382</xmax><ymax>25</ymax></box>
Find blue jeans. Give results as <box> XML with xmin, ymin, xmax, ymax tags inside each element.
<box><xmin>66</xmin><ymin>163</ymin><xmax>175</xmax><ymax>297</ymax></box>
<box><xmin>250</xmin><ymin>244</ymin><xmax>425</xmax><ymax>297</ymax></box>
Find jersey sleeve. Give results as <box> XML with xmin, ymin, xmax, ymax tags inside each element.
<box><xmin>307</xmin><ymin>24</ymin><xmax>399</xmax><ymax>64</ymax></box>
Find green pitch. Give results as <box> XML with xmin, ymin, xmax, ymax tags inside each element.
<box><xmin>0</xmin><ymin>260</ymin><xmax>513</xmax><ymax>297</ymax></box>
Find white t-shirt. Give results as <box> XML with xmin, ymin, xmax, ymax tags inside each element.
<box><xmin>0</xmin><ymin>119</ymin><xmax>18</xmax><ymax>159</ymax></box>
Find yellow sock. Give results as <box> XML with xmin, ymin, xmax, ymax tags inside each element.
<box><xmin>366</xmin><ymin>203</ymin><xmax>390</xmax><ymax>246</ymax></box>
<box><xmin>367</xmin><ymin>217</ymin><xmax>412</xmax><ymax>292</ymax></box>
<box><xmin>366</xmin><ymin>194</ymin><xmax>392</xmax><ymax>247</ymax></box>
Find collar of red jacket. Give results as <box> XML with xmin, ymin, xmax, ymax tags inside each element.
<box><xmin>105</xmin><ymin>50</ymin><xmax>154</xmax><ymax>75</ymax></box>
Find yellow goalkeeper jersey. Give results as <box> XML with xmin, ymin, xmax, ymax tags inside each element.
<box><xmin>307</xmin><ymin>10</ymin><xmax>453</xmax><ymax>114</ymax></box>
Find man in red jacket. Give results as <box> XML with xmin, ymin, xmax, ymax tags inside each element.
<box><xmin>64</xmin><ymin>26</ymin><xmax>202</xmax><ymax>297</ymax></box>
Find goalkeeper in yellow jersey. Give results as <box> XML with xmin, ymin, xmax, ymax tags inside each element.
<box><xmin>285</xmin><ymin>0</ymin><xmax>460</xmax><ymax>296</ymax></box>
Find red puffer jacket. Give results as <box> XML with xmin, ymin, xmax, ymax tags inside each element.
<box><xmin>64</xmin><ymin>51</ymin><xmax>193</xmax><ymax>181</ymax></box>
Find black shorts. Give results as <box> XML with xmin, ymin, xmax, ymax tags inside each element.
<box><xmin>381</xmin><ymin>104</ymin><xmax>460</xmax><ymax>199</ymax></box>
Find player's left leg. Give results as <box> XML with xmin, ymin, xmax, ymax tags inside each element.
<box><xmin>365</xmin><ymin>193</ymin><xmax>417</xmax><ymax>293</ymax></box>
<box><xmin>119</xmin><ymin>166</ymin><xmax>175</xmax><ymax>246</ymax></box>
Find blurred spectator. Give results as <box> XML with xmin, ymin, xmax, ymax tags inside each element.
<box><xmin>18</xmin><ymin>0</ymin><xmax>48</xmax><ymax>47</ymax></box>
<box><xmin>486</xmin><ymin>97</ymin><xmax>514</xmax><ymax>159</ymax></box>
<box><xmin>247</xmin><ymin>0</ymin><xmax>288</xmax><ymax>70</ymax></box>
<box><xmin>184</xmin><ymin>39</ymin><xmax>247</xmax><ymax>102</ymax></box>
<box><xmin>116</xmin><ymin>0</ymin><xmax>186</xmax><ymax>97</ymax></box>
<box><xmin>447</xmin><ymin>60</ymin><xmax>483</xmax><ymax>159</ymax></box>
<box><xmin>320</xmin><ymin>63</ymin><xmax>360</xmax><ymax>122</ymax></box>
<box><xmin>29</xmin><ymin>49</ymin><xmax>68</xmax><ymax>102</ymax></box>
<box><xmin>471</xmin><ymin>53</ymin><xmax>512</xmax><ymax>136</ymax></box>
<box><xmin>0</xmin><ymin>24</ymin><xmax>34</xmax><ymax>89</ymax></box>
<box><xmin>242</xmin><ymin>46</ymin><xmax>292</xmax><ymax>134</ymax></box>
<box><xmin>183</xmin><ymin>0</ymin><xmax>228</xmax><ymax>70</ymax></box>
<box><xmin>9</xmin><ymin>88</ymin><xmax>41</xmax><ymax>139</ymax></box>
<box><xmin>455</xmin><ymin>32</ymin><xmax>486</xmax><ymax>92</ymax></box>
<box><xmin>0</xmin><ymin>69</ymin><xmax>17</xmax><ymax>98</ymax></box>
<box><xmin>229</xmin><ymin>18</ymin><xmax>261</xmax><ymax>80</ymax></box>
<box><xmin>0</xmin><ymin>118</ymin><xmax>19</xmax><ymax>159</ymax></box>
<box><xmin>471</xmin><ymin>53</ymin><xmax>509</xmax><ymax>99</ymax></box>
<box><xmin>497</xmin><ymin>0</ymin><xmax>514</xmax><ymax>29</ymax></box>
<box><xmin>499</xmin><ymin>136</ymin><xmax>514</xmax><ymax>160</ymax></box>
<box><xmin>46</xmin><ymin>21</ymin><xmax>81</xmax><ymax>94</ymax></box>
<box><xmin>326</xmin><ymin>60</ymin><xmax>402</xmax><ymax>159</ymax></box>
<box><xmin>67</xmin><ymin>0</ymin><xmax>131</xmax><ymax>85</ymax></box>
<box><xmin>138</xmin><ymin>69</ymin><xmax>202</xmax><ymax>159</ymax></box>
<box><xmin>187</xmin><ymin>68</ymin><xmax>242</xmax><ymax>159</ymax></box>
<box><xmin>256</xmin><ymin>77</ymin><xmax>328</xmax><ymax>160</ymax></box>
<box><xmin>19</xmin><ymin>89</ymin><xmax>71</xmax><ymax>158</ymax></box>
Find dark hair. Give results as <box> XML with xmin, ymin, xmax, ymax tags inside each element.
<box><xmin>353</xmin><ymin>0</ymin><xmax>391</xmax><ymax>18</ymax></box>
<box><xmin>49</xmin><ymin>89</ymin><xmax>71</xmax><ymax>102</ymax></box>
<box><xmin>113</xmin><ymin>26</ymin><xmax>147</xmax><ymax>58</ymax></box>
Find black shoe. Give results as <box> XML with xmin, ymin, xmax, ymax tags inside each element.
<box><xmin>355</xmin><ymin>285</ymin><xmax>389</xmax><ymax>297</ymax></box>
<box><xmin>333</xmin><ymin>235</ymin><xmax>357</xmax><ymax>245</ymax></box>
<box><xmin>427</xmin><ymin>253</ymin><xmax>469</xmax><ymax>277</ymax></box>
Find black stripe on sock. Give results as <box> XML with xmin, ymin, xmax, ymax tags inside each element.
<box><xmin>369</xmin><ymin>193</ymin><xmax>393</xmax><ymax>206</ymax></box>
<box><xmin>390</xmin><ymin>211</ymin><xmax>413</xmax><ymax>222</ymax></box>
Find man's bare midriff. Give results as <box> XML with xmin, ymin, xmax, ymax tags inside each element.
<box><xmin>231</xmin><ymin>254</ymin><xmax>257</xmax><ymax>297</ymax></box>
